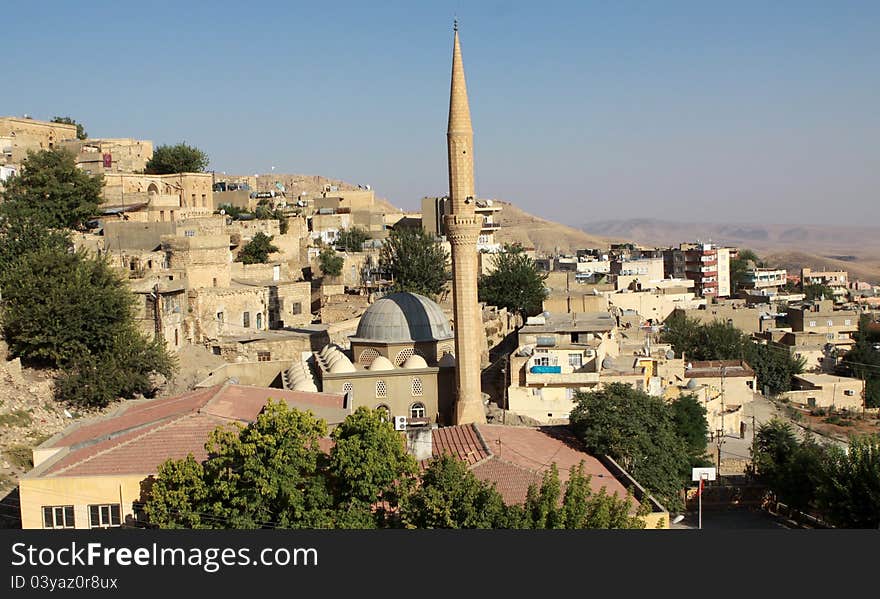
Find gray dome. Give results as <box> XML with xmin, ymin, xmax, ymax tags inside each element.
<box><xmin>354</xmin><ymin>292</ymin><xmax>453</xmax><ymax>343</ymax></box>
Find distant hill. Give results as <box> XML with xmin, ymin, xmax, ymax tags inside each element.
<box><xmin>494</xmin><ymin>201</ymin><xmax>620</xmax><ymax>254</ymax></box>
<box><xmin>582</xmin><ymin>218</ymin><xmax>880</xmax><ymax>284</ymax></box>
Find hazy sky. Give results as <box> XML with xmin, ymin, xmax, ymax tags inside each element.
<box><xmin>6</xmin><ymin>1</ymin><xmax>879</xmax><ymax>226</ymax></box>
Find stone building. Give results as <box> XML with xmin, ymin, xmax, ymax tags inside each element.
<box><xmin>0</xmin><ymin>116</ymin><xmax>77</xmax><ymax>152</ymax></box>
<box><xmin>61</xmin><ymin>138</ymin><xmax>153</xmax><ymax>174</ymax></box>
<box><xmin>101</xmin><ymin>172</ymin><xmax>214</xmax><ymax>222</ymax></box>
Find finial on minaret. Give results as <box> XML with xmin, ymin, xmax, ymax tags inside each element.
<box><xmin>453</xmin><ymin>18</ymin><xmax>458</xmax><ymax>32</ymax></box>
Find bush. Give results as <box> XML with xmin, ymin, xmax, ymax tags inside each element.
<box><xmin>3</xmin><ymin>444</ymin><xmax>33</xmax><ymax>469</ymax></box>
<box><xmin>318</xmin><ymin>247</ymin><xmax>344</xmax><ymax>277</ymax></box>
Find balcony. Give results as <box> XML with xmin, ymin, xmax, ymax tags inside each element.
<box><xmin>525</xmin><ymin>361</ymin><xmax>599</xmax><ymax>386</ymax></box>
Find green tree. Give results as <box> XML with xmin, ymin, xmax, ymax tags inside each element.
<box><xmin>327</xmin><ymin>407</ymin><xmax>417</xmax><ymax>525</ymax></box>
<box><xmin>379</xmin><ymin>228</ymin><xmax>449</xmax><ymax>298</ymax></box>
<box><xmin>670</xmin><ymin>394</ymin><xmax>711</xmax><ymax>465</ymax></box>
<box><xmin>144</xmin><ymin>455</ymin><xmax>212</xmax><ymax>529</ymax></box>
<box><xmin>145</xmin><ymin>142</ymin><xmax>209</xmax><ymax>174</ymax></box>
<box><xmin>51</xmin><ymin>116</ymin><xmax>87</xmax><ymax>140</ymax></box>
<box><xmin>318</xmin><ymin>247</ymin><xmax>344</xmax><ymax>277</ymax></box>
<box><xmin>0</xmin><ymin>215</ymin><xmax>71</xmax><ymax>276</ymax></box>
<box><xmin>218</xmin><ymin>203</ymin><xmax>247</xmax><ymax>219</ymax></box>
<box><xmin>560</xmin><ymin>463</ymin><xmax>646</xmax><ymax>529</ymax></box>
<box><xmin>0</xmin><ymin>148</ymin><xmax>102</xmax><ymax>229</ymax></box>
<box><xmin>335</xmin><ymin>227</ymin><xmax>370</xmax><ymax>252</ymax></box>
<box><xmin>523</xmin><ymin>463</ymin><xmax>564</xmax><ymax>529</ymax></box>
<box><xmin>729</xmin><ymin>249</ymin><xmax>759</xmax><ymax>291</ymax></box>
<box><xmin>236</xmin><ymin>232</ymin><xmax>279</xmax><ymax>265</ymax></box>
<box><xmin>400</xmin><ymin>454</ymin><xmax>510</xmax><ymax>529</ymax></box>
<box><xmin>818</xmin><ymin>435</ymin><xmax>880</xmax><ymax>528</ymax></box>
<box><xmin>569</xmin><ymin>383</ymin><xmax>691</xmax><ymax>510</ymax></box>
<box><xmin>478</xmin><ymin>243</ymin><xmax>548</xmax><ymax>317</ymax></box>
<box><xmin>0</xmin><ymin>245</ymin><xmax>175</xmax><ymax>406</ymax></box>
<box><xmin>804</xmin><ymin>283</ymin><xmax>835</xmax><ymax>301</ymax></box>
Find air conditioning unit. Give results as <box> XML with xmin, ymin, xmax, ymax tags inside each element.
<box><xmin>844</xmin><ymin>390</ymin><xmax>855</xmax><ymax>396</ymax></box>
<box><xmin>393</xmin><ymin>416</ymin><xmax>407</xmax><ymax>431</ymax></box>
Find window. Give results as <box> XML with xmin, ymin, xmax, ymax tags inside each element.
<box><xmin>410</xmin><ymin>402</ymin><xmax>426</xmax><ymax>419</ymax></box>
<box><xmin>569</xmin><ymin>353</ymin><xmax>583</xmax><ymax>368</ymax></box>
<box><xmin>396</xmin><ymin>348</ymin><xmax>415</xmax><ymax>366</ymax></box>
<box><xmin>257</xmin><ymin>351</ymin><xmax>271</xmax><ymax>362</ymax></box>
<box><xmin>256</xmin><ymin>313</ymin><xmax>263</xmax><ymax>329</ymax></box>
<box><xmin>827</xmin><ymin>320</ymin><xmax>834</xmax><ymax>327</ymax></box>
<box><xmin>844</xmin><ymin>389</ymin><xmax>855</xmax><ymax>396</ymax></box>
<box><xmin>212</xmin><ymin>346</ymin><xmax>221</xmax><ymax>356</ymax></box>
<box><xmin>191</xmin><ymin>193</ymin><xmax>196</xmax><ymax>206</ymax></box>
<box><xmin>844</xmin><ymin>319</ymin><xmax>852</xmax><ymax>326</ymax></box>
<box><xmin>411</xmin><ymin>377</ymin><xmax>424</xmax><ymax>396</ymax></box>
<box><xmin>216</xmin><ymin>312</ymin><xmax>224</xmax><ymax>323</ymax></box>
<box><xmin>243</xmin><ymin>312</ymin><xmax>250</xmax><ymax>327</ymax></box>
<box><xmin>201</xmin><ymin>193</ymin><xmax>207</xmax><ymax>207</ymax></box>
<box><xmin>375</xmin><ymin>404</ymin><xmax>391</xmax><ymax>421</ymax></box>
<box><xmin>565</xmin><ymin>388</ymin><xmax>574</xmax><ymax>400</ymax></box>
<box><xmin>174</xmin><ymin>329</ymin><xmax>179</xmax><ymax>347</ymax></box>
<box><xmin>342</xmin><ymin>381</ymin><xmax>353</xmax><ymax>396</ymax></box>
<box><xmin>185</xmin><ymin>229</ymin><xmax>195</xmax><ymax>237</ymax></box>
<box><xmin>359</xmin><ymin>348</ymin><xmax>380</xmax><ymax>366</ymax></box>
<box><xmin>808</xmin><ymin>321</ymin><xmax>816</xmax><ymax>327</ymax></box>
<box><xmin>534</xmin><ymin>356</ymin><xmax>550</xmax><ymax>367</ymax></box>
<box><xmin>292</xmin><ymin>302</ymin><xmax>302</xmax><ymax>315</ymax></box>
<box><xmin>43</xmin><ymin>506</ymin><xmax>75</xmax><ymax>529</ymax></box>
<box><xmin>213</xmin><ymin>278</ymin><xmax>218</xmax><ymax>287</ymax></box>
<box><xmin>375</xmin><ymin>380</ymin><xmax>387</xmax><ymax>398</ymax></box>
<box><xmin>89</xmin><ymin>504</ymin><xmax>121</xmax><ymax>528</ymax></box>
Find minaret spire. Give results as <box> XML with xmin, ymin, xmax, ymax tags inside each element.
<box><xmin>444</xmin><ymin>24</ymin><xmax>486</xmax><ymax>425</ymax></box>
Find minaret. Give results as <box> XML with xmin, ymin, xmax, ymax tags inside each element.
<box><xmin>445</xmin><ymin>22</ymin><xmax>486</xmax><ymax>425</ymax></box>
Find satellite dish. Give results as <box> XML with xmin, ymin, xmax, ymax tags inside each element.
<box><xmin>666</xmin><ymin>349</ymin><xmax>675</xmax><ymax>360</ymax></box>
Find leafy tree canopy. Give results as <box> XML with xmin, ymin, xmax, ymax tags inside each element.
<box><xmin>379</xmin><ymin>228</ymin><xmax>449</xmax><ymax>298</ymax></box>
<box><xmin>478</xmin><ymin>243</ymin><xmax>548</xmax><ymax>317</ymax></box>
<box><xmin>318</xmin><ymin>247</ymin><xmax>344</xmax><ymax>277</ymax></box>
<box><xmin>236</xmin><ymin>232</ymin><xmax>279</xmax><ymax>265</ymax></box>
<box><xmin>51</xmin><ymin>116</ymin><xmax>87</xmax><ymax>140</ymax></box>
<box><xmin>335</xmin><ymin>227</ymin><xmax>370</xmax><ymax>252</ymax></box>
<box><xmin>145</xmin><ymin>142</ymin><xmax>209</xmax><ymax>174</ymax></box>
<box><xmin>569</xmin><ymin>383</ymin><xmax>698</xmax><ymax>511</ymax></box>
<box><xmin>803</xmin><ymin>283</ymin><xmax>835</xmax><ymax>302</ymax></box>
<box><xmin>839</xmin><ymin>315</ymin><xmax>880</xmax><ymax>408</ymax></box>
<box><xmin>0</xmin><ymin>148</ymin><xmax>102</xmax><ymax>229</ymax></box>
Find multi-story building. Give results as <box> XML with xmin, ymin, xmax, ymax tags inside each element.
<box><xmin>62</xmin><ymin>138</ymin><xmax>154</xmax><ymax>174</ymax></box>
<box><xmin>801</xmin><ymin>267</ymin><xmax>849</xmax><ymax>301</ymax></box>
<box><xmin>785</xmin><ymin>299</ymin><xmax>860</xmax><ymax>348</ymax></box>
<box><xmin>743</xmin><ymin>268</ymin><xmax>788</xmax><ymax>290</ymax></box>
<box><xmin>663</xmin><ymin>243</ymin><xmax>731</xmax><ymax>299</ymax></box>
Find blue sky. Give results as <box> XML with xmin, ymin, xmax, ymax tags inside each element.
<box><xmin>6</xmin><ymin>1</ymin><xmax>879</xmax><ymax>225</ymax></box>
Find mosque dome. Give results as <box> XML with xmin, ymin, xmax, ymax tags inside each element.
<box><xmin>354</xmin><ymin>292</ymin><xmax>453</xmax><ymax>343</ymax></box>
<box><xmin>401</xmin><ymin>354</ymin><xmax>428</xmax><ymax>369</ymax></box>
<box><xmin>368</xmin><ymin>355</ymin><xmax>395</xmax><ymax>371</ymax></box>
<box><xmin>293</xmin><ymin>380</ymin><xmax>318</xmax><ymax>392</ymax></box>
<box><xmin>329</xmin><ymin>358</ymin><xmax>356</xmax><ymax>373</ymax></box>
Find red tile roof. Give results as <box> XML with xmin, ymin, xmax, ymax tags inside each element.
<box><xmin>431</xmin><ymin>424</ymin><xmax>636</xmax><ymax>507</ymax></box>
<box><xmin>32</xmin><ymin>383</ymin><xmax>347</xmax><ymax>479</ymax></box>
<box><xmin>431</xmin><ymin>423</ymin><xmax>490</xmax><ymax>466</ymax></box>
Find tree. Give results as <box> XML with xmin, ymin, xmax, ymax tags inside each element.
<box><xmin>145</xmin><ymin>142</ymin><xmax>209</xmax><ymax>174</ymax></box>
<box><xmin>0</xmin><ymin>148</ymin><xmax>102</xmax><ymax>229</ymax></box>
<box><xmin>51</xmin><ymin>116</ymin><xmax>87</xmax><ymax>140</ymax></box>
<box><xmin>236</xmin><ymin>232</ymin><xmax>279</xmax><ymax>265</ymax></box>
<box><xmin>379</xmin><ymin>228</ymin><xmax>449</xmax><ymax>298</ymax></box>
<box><xmin>818</xmin><ymin>435</ymin><xmax>880</xmax><ymax>529</ymax></box>
<box><xmin>729</xmin><ymin>249</ymin><xmax>759</xmax><ymax>291</ymax></box>
<box><xmin>0</xmin><ymin>245</ymin><xmax>176</xmax><ymax>406</ymax></box>
<box><xmin>803</xmin><ymin>283</ymin><xmax>834</xmax><ymax>301</ymax></box>
<box><xmin>335</xmin><ymin>227</ymin><xmax>370</xmax><ymax>252</ymax></box>
<box><xmin>327</xmin><ymin>407</ymin><xmax>417</xmax><ymax>525</ymax></box>
<box><xmin>217</xmin><ymin>203</ymin><xmax>246</xmax><ymax>219</ymax></box>
<box><xmin>478</xmin><ymin>243</ymin><xmax>548</xmax><ymax>317</ymax></box>
<box><xmin>569</xmin><ymin>383</ymin><xmax>692</xmax><ymax>510</ymax></box>
<box><xmin>0</xmin><ymin>215</ymin><xmax>71</xmax><ymax>276</ymax></box>
<box><xmin>401</xmin><ymin>454</ymin><xmax>510</xmax><ymax>529</ymax></box>
<box><xmin>318</xmin><ymin>247</ymin><xmax>344</xmax><ymax>278</ymax></box>
<box><xmin>144</xmin><ymin>455</ymin><xmax>212</xmax><ymax>529</ymax></box>
<box><xmin>670</xmin><ymin>394</ymin><xmax>711</xmax><ymax>465</ymax></box>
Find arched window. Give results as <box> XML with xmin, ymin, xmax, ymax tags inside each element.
<box><xmin>375</xmin><ymin>380</ymin><xmax>387</xmax><ymax>398</ymax></box>
<box><xmin>395</xmin><ymin>347</ymin><xmax>415</xmax><ymax>366</ymax></box>
<box><xmin>342</xmin><ymin>381</ymin><xmax>353</xmax><ymax>396</ymax></box>
<box><xmin>411</xmin><ymin>378</ymin><xmax>423</xmax><ymax>397</ymax></box>
<box><xmin>359</xmin><ymin>348</ymin><xmax>380</xmax><ymax>367</ymax></box>
<box><xmin>410</xmin><ymin>402</ymin><xmax>426</xmax><ymax>419</ymax></box>
<box><xmin>375</xmin><ymin>404</ymin><xmax>391</xmax><ymax>422</ymax></box>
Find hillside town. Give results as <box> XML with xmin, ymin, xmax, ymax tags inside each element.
<box><xmin>2</xmin><ymin>26</ymin><xmax>879</xmax><ymax>533</ymax></box>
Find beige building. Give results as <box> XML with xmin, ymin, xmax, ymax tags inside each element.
<box><xmin>786</xmin><ymin>300</ymin><xmax>859</xmax><ymax>346</ymax></box>
<box><xmin>744</xmin><ymin>268</ymin><xmax>787</xmax><ymax>290</ymax></box>
<box><xmin>62</xmin><ymin>138</ymin><xmax>153</xmax><ymax>174</ymax></box>
<box><xmin>784</xmin><ymin>373</ymin><xmax>864</xmax><ymax>412</ymax></box>
<box><xmin>0</xmin><ymin>116</ymin><xmax>77</xmax><ymax>151</ymax></box>
<box><xmin>101</xmin><ymin>172</ymin><xmax>214</xmax><ymax>222</ymax></box>
<box><xmin>680</xmin><ymin>360</ymin><xmax>757</xmax><ymax>436</ymax></box>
